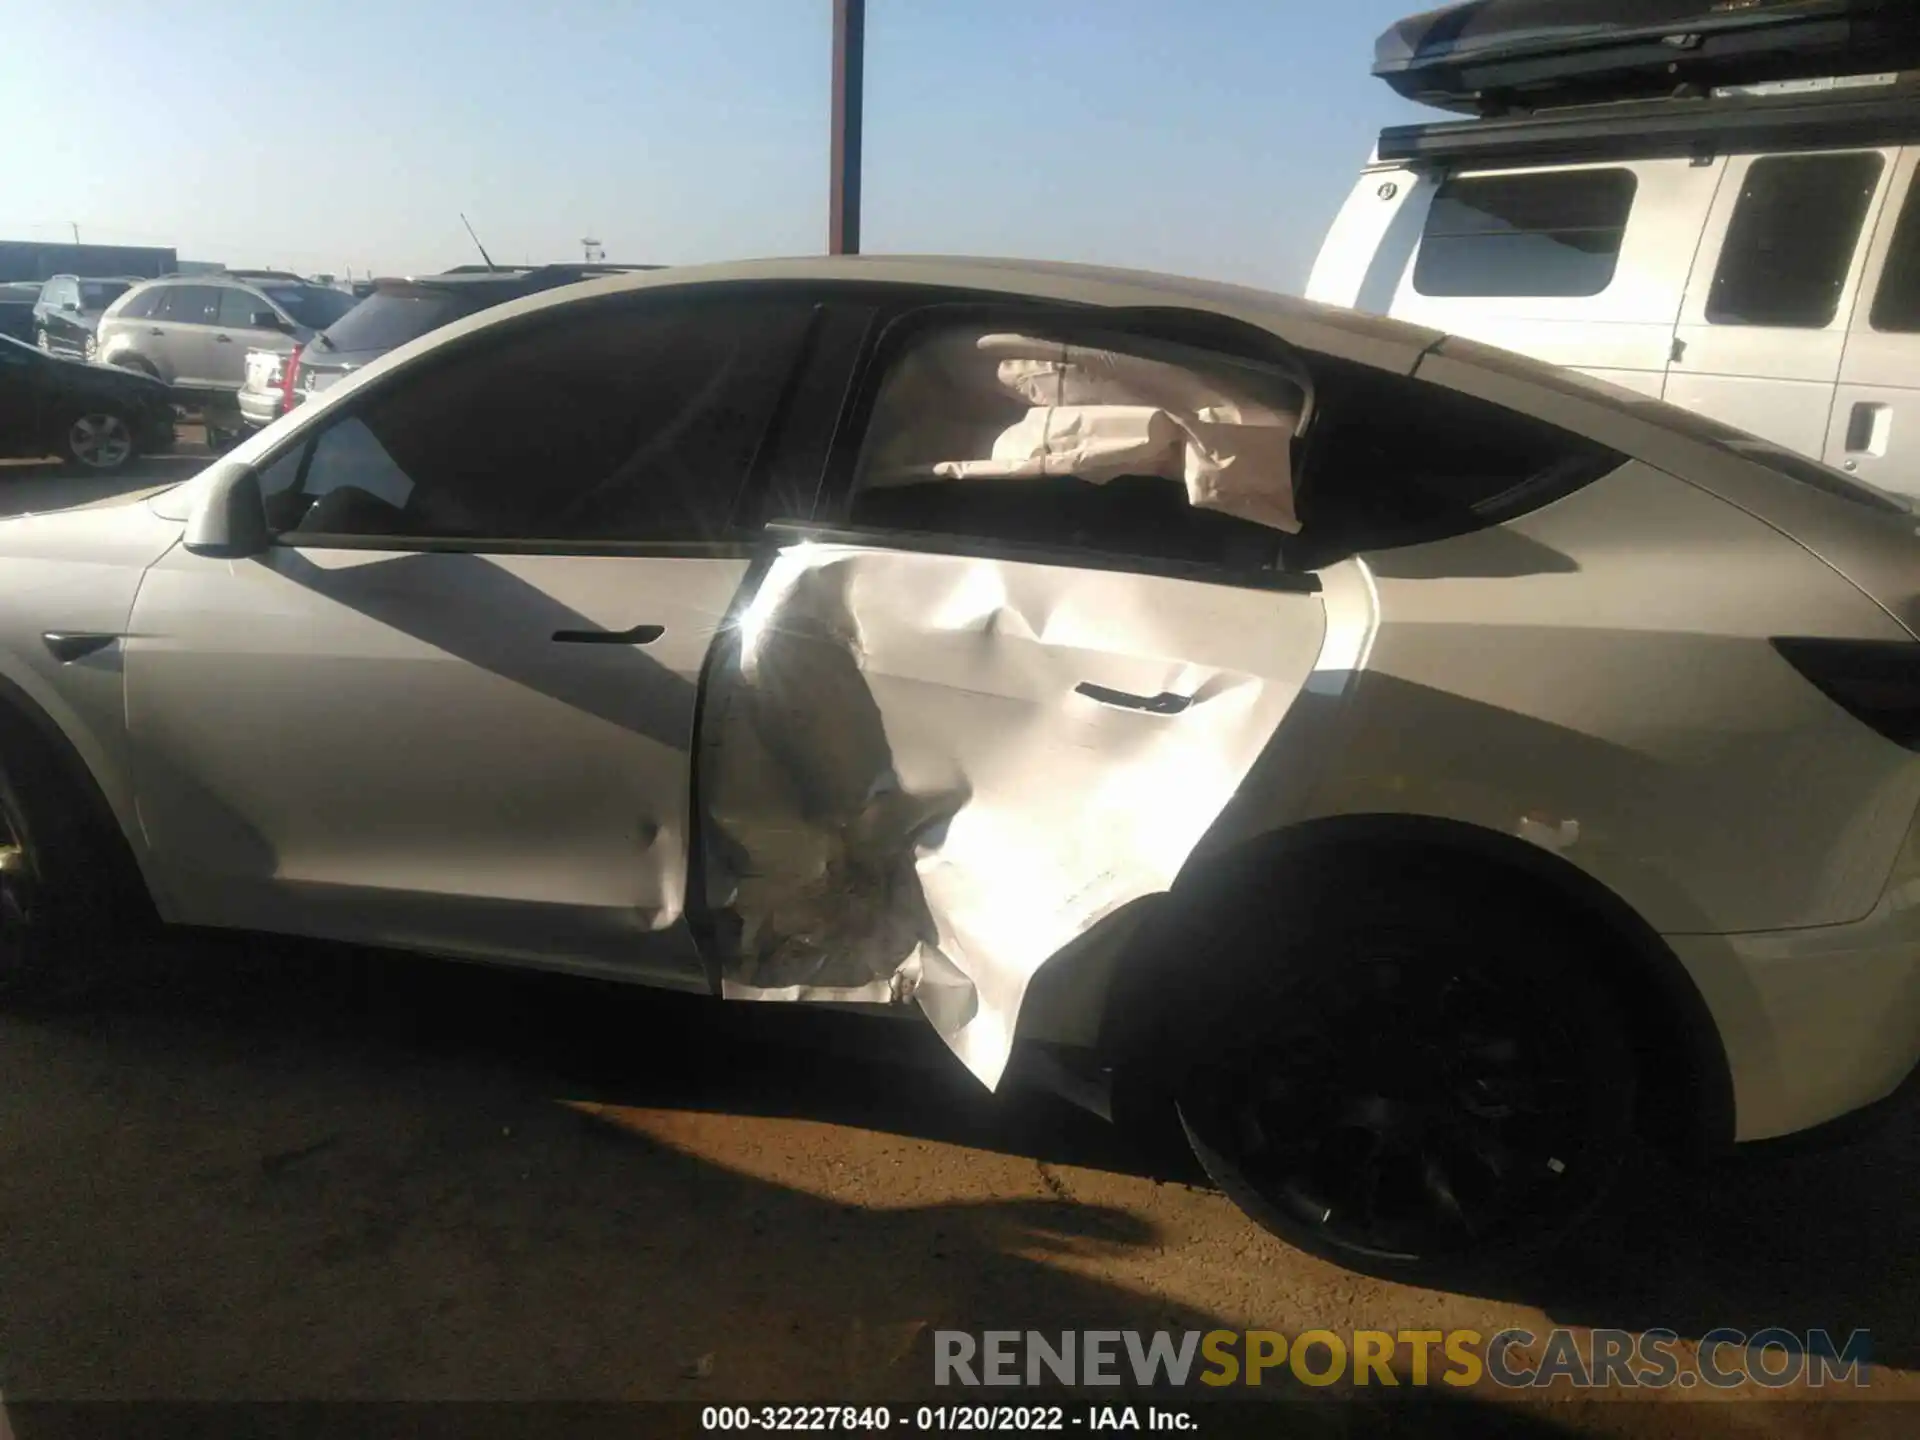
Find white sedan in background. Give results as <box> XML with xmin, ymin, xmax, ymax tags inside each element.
<box><xmin>3</xmin><ymin>256</ymin><xmax>1919</xmax><ymax>1282</ymax></box>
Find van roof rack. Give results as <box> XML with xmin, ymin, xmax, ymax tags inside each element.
<box><xmin>1377</xmin><ymin>69</ymin><xmax>1920</xmax><ymax>168</ymax></box>
<box><xmin>1376</xmin><ymin>0</ymin><xmax>1920</xmax><ymax>117</ymax></box>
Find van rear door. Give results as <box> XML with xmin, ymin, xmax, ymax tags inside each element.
<box><xmin>1823</xmin><ymin>146</ymin><xmax>1920</xmax><ymax>500</ymax></box>
<box><xmin>1666</xmin><ymin>147</ymin><xmax>1895</xmax><ymax>458</ymax></box>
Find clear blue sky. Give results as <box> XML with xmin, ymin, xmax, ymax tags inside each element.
<box><xmin>7</xmin><ymin>1</ymin><xmax>1431</xmax><ymax>291</ymax></box>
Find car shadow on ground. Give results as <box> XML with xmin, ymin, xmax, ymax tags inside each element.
<box><xmin>0</xmin><ymin>934</ymin><xmax>1590</xmax><ymax>1435</ymax></box>
<box><xmin>13</xmin><ymin>931</ymin><xmax>1920</xmax><ymax>1387</ymax></box>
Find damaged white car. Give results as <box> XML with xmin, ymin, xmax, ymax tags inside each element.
<box><xmin>6</xmin><ymin>256</ymin><xmax>1920</xmax><ymax>1281</ymax></box>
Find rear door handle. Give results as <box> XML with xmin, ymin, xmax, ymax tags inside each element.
<box><xmin>1075</xmin><ymin>682</ymin><xmax>1191</xmax><ymax>715</ymax></box>
<box><xmin>551</xmin><ymin>623</ymin><xmax>665</xmax><ymax>645</ymax></box>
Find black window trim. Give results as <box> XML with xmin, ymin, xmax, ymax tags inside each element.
<box><xmin>806</xmin><ymin>295</ymin><xmax>1329</xmax><ymax>592</ymax></box>
<box><xmin>261</xmin><ymin>282</ymin><xmax>845</xmax><ymax>557</ymax></box>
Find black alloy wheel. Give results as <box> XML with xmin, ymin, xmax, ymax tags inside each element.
<box><xmin>1173</xmin><ymin>877</ymin><xmax>1636</xmax><ymax>1282</ymax></box>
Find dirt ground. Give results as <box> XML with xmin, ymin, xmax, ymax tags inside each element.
<box><xmin>1</xmin><ymin>457</ymin><xmax>1917</xmax><ymax>1438</ymax></box>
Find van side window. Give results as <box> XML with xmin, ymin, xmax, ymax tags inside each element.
<box><xmin>1708</xmin><ymin>153</ymin><xmax>1883</xmax><ymax>329</ymax></box>
<box><xmin>1412</xmin><ymin>169</ymin><xmax>1636</xmax><ymax>298</ymax></box>
<box><xmin>1870</xmin><ymin>172</ymin><xmax>1920</xmax><ymax>333</ymax></box>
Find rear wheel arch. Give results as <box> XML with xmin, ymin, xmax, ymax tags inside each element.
<box><xmin>1102</xmin><ymin>811</ymin><xmax>1736</xmax><ymax>1158</ymax></box>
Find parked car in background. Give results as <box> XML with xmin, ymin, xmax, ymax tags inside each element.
<box><xmin>0</xmin><ymin>284</ymin><xmax>40</xmax><ymax>344</ymax></box>
<box><xmin>0</xmin><ymin>333</ymin><xmax>174</xmax><ymax>472</ymax></box>
<box><xmin>236</xmin><ymin>264</ymin><xmax>658</xmax><ymax>433</ymax></box>
<box><xmin>31</xmin><ymin>275</ymin><xmax>134</xmax><ymax>360</ymax></box>
<box><xmin>95</xmin><ymin>275</ymin><xmax>358</xmax><ymax>448</ymax></box>
<box><xmin>1307</xmin><ymin>0</ymin><xmax>1920</xmax><ymax>497</ymax></box>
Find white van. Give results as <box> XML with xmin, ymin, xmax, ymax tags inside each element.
<box><xmin>1307</xmin><ymin>1</ymin><xmax>1920</xmax><ymax>497</ymax></box>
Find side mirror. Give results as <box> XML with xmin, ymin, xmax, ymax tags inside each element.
<box><xmin>251</xmin><ymin>310</ymin><xmax>287</xmax><ymax>330</ymax></box>
<box><xmin>183</xmin><ymin>463</ymin><xmax>272</xmax><ymax>558</ymax></box>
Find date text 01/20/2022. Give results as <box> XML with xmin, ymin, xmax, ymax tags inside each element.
<box><xmin>700</xmin><ymin>1405</ymin><xmax>1195</xmax><ymax>1431</ymax></box>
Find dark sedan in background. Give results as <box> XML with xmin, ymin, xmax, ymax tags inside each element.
<box><xmin>31</xmin><ymin>275</ymin><xmax>135</xmax><ymax>360</ymax></box>
<box><xmin>0</xmin><ymin>334</ymin><xmax>174</xmax><ymax>472</ymax></box>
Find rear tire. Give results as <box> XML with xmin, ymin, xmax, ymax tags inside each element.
<box><xmin>1167</xmin><ymin>857</ymin><xmax>1637</xmax><ymax>1285</ymax></box>
<box><xmin>0</xmin><ymin>709</ymin><xmax>148</xmax><ymax>1002</ymax></box>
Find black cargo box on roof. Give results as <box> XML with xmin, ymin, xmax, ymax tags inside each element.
<box><xmin>1377</xmin><ymin>0</ymin><xmax>1920</xmax><ymax>116</ymax></box>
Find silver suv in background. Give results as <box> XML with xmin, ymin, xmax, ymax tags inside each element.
<box><xmin>96</xmin><ymin>274</ymin><xmax>357</xmax><ymax>446</ymax></box>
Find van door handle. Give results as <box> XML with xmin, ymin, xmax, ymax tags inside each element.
<box><xmin>1845</xmin><ymin>401</ymin><xmax>1891</xmax><ymax>457</ymax></box>
<box><xmin>551</xmin><ymin>623</ymin><xmax>665</xmax><ymax>645</ymax></box>
<box><xmin>1075</xmin><ymin>682</ymin><xmax>1191</xmax><ymax>715</ymax></box>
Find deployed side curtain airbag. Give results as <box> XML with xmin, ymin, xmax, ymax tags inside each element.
<box><xmin>911</xmin><ymin>332</ymin><xmax>1309</xmax><ymax>535</ymax></box>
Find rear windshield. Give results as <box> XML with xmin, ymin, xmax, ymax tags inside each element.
<box><xmin>263</xmin><ymin>285</ymin><xmax>358</xmax><ymax>331</ymax></box>
<box><xmin>80</xmin><ymin>280</ymin><xmax>129</xmax><ymax>308</ymax></box>
<box><xmin>319</xmin><ymin>288</ymin><xmax>481</xmax><ymax>352</ymax></box>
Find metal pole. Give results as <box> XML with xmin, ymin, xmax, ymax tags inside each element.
<box><xmin>829</xmin><ymin>0</ymin><xmax>865</xmax><ymax>255</ymax></box>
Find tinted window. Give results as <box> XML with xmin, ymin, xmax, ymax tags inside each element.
<box><xmin>1708</xmin><ymin>152</ymin><xmax>1883</xmax><ymax>328</ymax></box>
<box><xmin>1413</xmin><ymin>169</ymin><xmax>1636</xmax><ymax>298</ymax></box>
<box><xmin>1870</xmin><ymin>172</ymin><xmax>1920</xmax><ymax>333</ymax></box>
<box><xmin>321</xmin><ymin>289</ymin><xmax>480</xmax><ymax>352</ymax></box>
<box><xmin>275</xmin><ymin>298</ymin><xmax>813</xmax><ymax>544</ymax></box>
<box><xmin>1293</xmin><ymin>358</ymin><xmax>1625</xmax><ymax>558</ymax></box>
<box><xmin>116</xmin><ymin>288</ymin><xmax>163</xmax><ymax>320</ymax></box>
<box><xmin>216</xmin><ymin>287</ymin><xmax>273</xmax><ymax>328</ymax></box>
<box><xmin>158</xmin><ymin>286</ymin><xmax>221</xmax><ymax>323</ymax></box>
<box><xmin>845</xmin><ymin>324</ymin><xmax>1310</xmax><ymax>571</ymax></box>
<box><xmin>79</xmin><ymin>281</ymin><xmax>127</xmax><ymax>309</ymax></box>
<box><xmin>262</xmin><ymin>285</ymin><xmax>357</xmax><ymax>330</ymax></box>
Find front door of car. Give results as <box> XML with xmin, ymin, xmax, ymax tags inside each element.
<box><xmin>692</xmin><ymin>314</ymin><xmax>1337</xmax><ymax>1088</ymax></box>
<box><xmin>123</xmin><ymin>290</ymin><xmax>822</xmax><ymax>985</ymax></box>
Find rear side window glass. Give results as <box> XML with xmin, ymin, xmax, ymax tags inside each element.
<box><xmin>116</xmin><ymin>288</ymin><xmax>162</xmax><ymax>320</ymax></box>
<box><xmin>1294</xmin><ymin>359</ymin><xmax>1625</xmax><ymax>557</ymax></box>
<box><xmin>157</xmin><ymin>286</ymin><xmax>221</xmax><ymax>323</ymax></box>
<box><xmin>1871</xmin><ymin>172</ymin><xmax>1920</xmax><ymax>332</ymax></box>
<box><xmin>216</xmin><ymin>287</ymin><xmax>269</xmax><ymax>327</ymax></box>
<box><xmin>321</xmin><ymin>290</ymin><xmax>477</xmax><ymax>351</ymax></box>
<box><xmin>1708</xmin><ymin>152</ymin><xmax>1883</xmax><ymax>328</ymax></box>
<box><xmin>1412</xmin><ymin>169</ymin><xmax>1636</xmax><ymax>298</ymax></box>
<box><xmin>845</xmin><ymin>323</ymin><xmax>1312</xmax><ymax>571</ymax></box>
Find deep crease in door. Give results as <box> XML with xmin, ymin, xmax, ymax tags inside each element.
<box><xmin>697</xmin><ymin>539</ymin><xmax>1335</xmax><ymax>1088</ymax></box>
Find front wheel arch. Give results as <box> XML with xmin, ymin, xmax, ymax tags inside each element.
<box><xmin>1100</xmin><ymin>813</ymin><xmax>1736</xmax><ymax>1160</ymax></box>
<box><xmin>0</xmin><ymin>675</ymin><xmax>155</xmax><ymax>929</ymax></box>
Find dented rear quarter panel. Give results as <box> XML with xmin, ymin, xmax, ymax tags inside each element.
<box><xmin>1287</xmin><ymin>460</ymin><xmax>1920</xmax><ymax>937</ymax></box>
